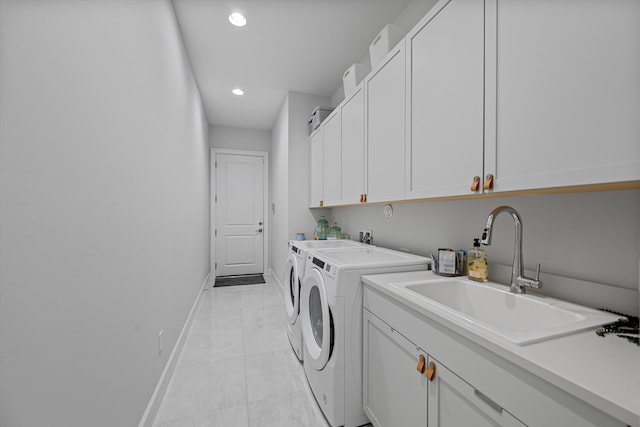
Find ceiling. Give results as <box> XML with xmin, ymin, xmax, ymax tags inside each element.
<box><xmin>173</xmin><ymin>0</ymin><xmax>414</xmax><ymax>130</ymax></box>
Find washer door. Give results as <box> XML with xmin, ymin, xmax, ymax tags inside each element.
<box><xmin>301</xmin><ymin>267</ymin><xmax>334</xmax><ymax>371</ymax></box>
<box><xmin>283</xmin><ymin>253</ymin><xmax>300</xmax><ymax>325</ymax></box>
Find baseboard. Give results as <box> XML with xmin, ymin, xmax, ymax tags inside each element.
<box><xmin>138</xmin><ymin>272</ymin><xmax>210</xmax><ymax>427</ymax></box>
<box><xmin>269</xmin><ymin>267</ymin><xmax>283</xmax><ymax>292</ymax></box>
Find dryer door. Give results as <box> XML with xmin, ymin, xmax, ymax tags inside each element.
<box><xmin>283</xmin><ymin>253</ymin><xmax>300</xmax><ymax>324</ymax></box>
<box><xmin>301</xmin><ymin>267</ymin><xmax>334</xmax><ymax>371</ymax></box>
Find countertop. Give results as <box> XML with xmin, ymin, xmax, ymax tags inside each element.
<box><xmin>362</xmin><ymin>270</ymin><xmax>640</xmax><ymax>427</ymax></box>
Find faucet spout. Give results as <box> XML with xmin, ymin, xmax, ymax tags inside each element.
<box><xmin>481</xmin><ymin>206</ymin><xmax>542</xmax><ymax>294</ymax></box>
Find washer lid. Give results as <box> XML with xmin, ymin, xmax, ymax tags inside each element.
<box><xmin>293</xmin><ymin>239</ymin><xmax>366</xmax><ymax>251</ymax></box>
<box><xmin>312</xmin><ymin>246</ymin><xmax>429</xmax><ymax>269</ymax></box>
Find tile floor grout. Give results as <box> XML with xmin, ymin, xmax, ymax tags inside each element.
<box><xmin>152</xmin><ymin>275</ymin><xmax>330</xmax><ymax>427</ymax></box>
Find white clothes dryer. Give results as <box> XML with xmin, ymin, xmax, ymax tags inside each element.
<box><xmin>283</xmin><ymin>239</ymin><xmax>370</xmax><ymax>361</ymax></box>
<box><xmin>300</xmin><ymin>247</ymin><xmax>429</xmax><ymax>427</ymax></box>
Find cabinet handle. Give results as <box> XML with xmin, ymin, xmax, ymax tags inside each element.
<box><xmin>319</xmin><ymin>200</ymin><xmax>324</xmax><ymax>207</ymax></box>
<box><xmin>360</xmin><ymin>194</ymin><xmax>364</xmax><ymax>203</ymax></box>
<box><xmin>364</xmin><ymin>194</ymin><xmax>368</xmax><ymax>203</ymax></box>
<box><xmin>426</xmin><ymin>361</ymin><xmax>436</xmax><ymax>381</ymax></box>
<box><xmin>474</xmin><ymin>389</ymin><xmax>503</xmax><ymax>414</ymax></box>
<box><xmin>470</xmin><ymin>176</ymin><xmax>481</xmax><ymax>192</ymax></box>
<box><xmin>483</xmin><ymin>174</ymin><xmax>494</xmax><ymax>190</ymax></box>
<box><xmin>416</xmin><ymin>354</ymin><xmax>426</xmax><ymax>374</ymax></box>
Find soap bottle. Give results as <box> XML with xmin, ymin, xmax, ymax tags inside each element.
<box><xmin>467</xmin><ymin>238</ymin><xmax>488</xmax><ymax>282</ymax></box>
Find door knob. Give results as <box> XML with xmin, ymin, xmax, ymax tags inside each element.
<box><xmin>259</xmin><ymin>221</ymin><xmax>263</xmax><ymax>226</ymax></box>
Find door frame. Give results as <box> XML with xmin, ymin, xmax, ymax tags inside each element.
<box><xmin>211</xmin><ymin>148</ymin><xmax>270</xmax><ymax>283</ymax></box>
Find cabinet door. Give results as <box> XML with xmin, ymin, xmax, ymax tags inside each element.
<box><xmin>341</xmin><ymin>87</ymin><xmax>366</xmax><ymax>205</ymax></box>
<box><xmin>406</xmin><ymin>0</ymin><xmax>485</xmax><ymax>199</ymax></box>
<box><xmin>366</xmin><ymin>43</ymin><xmax>406</xmax><ymax>203</ymax></box>
<box><xmin>485</xmin><ymin>0</ymin><xmax>640</xmax><ymax>193</ymax></box>
<box><xmin>322</xmin><ymin>111</ymin><xmax>342</xmax><ymax>206</ymax></box>
<box><xmin>309</xmin><ymin>129</ymin><xmax>323</xmax><ymax>207</ymax></box>
<box><xmin>363</xmin><ymin>310</ymin><xmax>428</xmax><ymax>427</ymax></box>
<box><xmin>427</xmin><ymin>356</ymin><xmax>526</xmax><ymax>427</ymax></box>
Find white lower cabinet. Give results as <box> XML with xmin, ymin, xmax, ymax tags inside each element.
<box><xmin>364</xmin><ymin>309</ymin><xmax>524</xmax><ymax>427</ymax></box>
<box><xmin>363</xmin><ymin>310</ymin><xmax>428</xmax><ymax>427</ymax></box>
<box><xmin>427</xmin><ymin>355</ymin><xmax>524</xmax><ymax>427</ymax></box>
<box><xmin>363</xmin><ymin>286</ymin><xmax>627</xmax><ymax>427</ymax></box>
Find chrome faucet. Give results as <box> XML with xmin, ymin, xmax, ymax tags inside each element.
<box><xmin>481</xmin><ymin>206</ymin><xmax>542</xmax><ymax>294</ymax></box>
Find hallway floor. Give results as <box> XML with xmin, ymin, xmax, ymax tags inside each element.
<box><xmin>152</xmin><ymin>275</ymin><xmax>330</xmax><ymax>427</ymax></box>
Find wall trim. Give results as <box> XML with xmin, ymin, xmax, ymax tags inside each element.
<box><xmin>138</xmin><ymin>272</ymin><xmax>210</xmax><ymax>427</ymax></box>
<box><xmin>270</xmin><ymin>267</ymin><xmax>284</xmax><ymax>292</ymax></box>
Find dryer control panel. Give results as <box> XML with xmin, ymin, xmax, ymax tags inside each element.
<box><xmin>311</xmin><ymin>256</ymin><xmax>335</xmax><ymax>276</ymax></box>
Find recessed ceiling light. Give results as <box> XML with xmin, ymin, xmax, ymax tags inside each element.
<box><xmin>232</xmin><ymin>88</ymin><xmax>244</xmax><ymax>96</ymax></box>
<box><xmin>228</xmin><ymin>12</ymin><xmax>246</xmax><ymax>27</ymax></box>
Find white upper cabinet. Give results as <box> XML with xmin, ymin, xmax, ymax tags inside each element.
<box><xmin>485</xmin><ymin>0</ymin><xmax>640</xmax><ymax>193</ymax></box>
<box><xmin>309</xmin><ymin>128</ymin><xmax>324</xmax><ymax>207</ymax></box>
<box><xmin>340</xmin><ymin>87</ymin><xmax>366</xmax><ymax>205</ymax></box>
<box><xmin>309</xmin><ymin>0</ymin><xmax>639</xmax><ymax>206</ymax></box>
<box><xmin>322</xmin><ymin>111</ymin><xmax>342</xmax><ymax>206</ymax></box>
<box><xmin>406</xmin><ymin>0</ymin><xmax>485</xmax><ymax>199</ymax></box>
<box><xmin>366</xmin><ymin>43</ymin><xmax>407</xmax><ymax>203</ymax></box>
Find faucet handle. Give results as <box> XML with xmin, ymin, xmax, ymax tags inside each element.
<box><xmin>534</xmin><ymin>263</ymin><xmax>541</xmax><ymax>281</ymax></box>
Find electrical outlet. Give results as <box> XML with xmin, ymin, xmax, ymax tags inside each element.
<box><xmin>359</xmin><ymin>229</ymin><xmax>373</xmax><ymax>245</ymax></box>
<box><xmin>158</xmin><ymin>330</ymin><xmax>164</xmax><ymax>355</ymax></box>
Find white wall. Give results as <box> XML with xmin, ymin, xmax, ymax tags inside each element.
<box><xmin>210</xmin><ymin>124</ymin><xmax>271</xmax><ymax>152</ymax></box>
<box><xmin>0</xmin><ymin>1</ymin><xmax>210</xmax><ymax>426</ymax></box>
<box><xmin>331</xmin><ymin>190</ymin><xmax>640</xmax><ymax>315</ymax></box>
<box><xmin>271</xmin><ymin>96</ymin><xmax>290</xmax><ymax>283</ymax></box>
<box><xmin>270</xmin><ymin>92</ymin><xmax>330</xmax><ymax>283</ymax></box>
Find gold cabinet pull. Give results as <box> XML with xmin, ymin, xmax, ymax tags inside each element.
<box><xmin>319</xmin><ymin>200</ymin><xmax>324</xmax><ymax>207</ymax></box>
<box><xmin>426</xmin><ymin>361</ymin><xmax>436</xmax><ymax>381</ymax></box>
<box><xmin>483</xmin><ymin>174</ymin><xmax>494</xmax><ymax>190</ymax></box>
<box><xmin>470</xmin><ymin>176</ymin><xmax>481</xmax><ymax>192</ymax></box>
<box><xmin>417</xmin><ymin>354</ymin><xmax>426</xmax><ymax>374</ymax></box>
<box><xmin>359</xmin><ymin>194</ymin><xmax>364</xmax><ymax>203</ymax></box>
<box><xmin>364</xmin><ymin>194</ymin><xmax>367</xmax><ymax>203</ymax></box>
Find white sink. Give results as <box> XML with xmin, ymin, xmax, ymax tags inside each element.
<box><xmin>390</xmin><ymin>278</ymin><xmax>620</xmax><ymax>345</ymax></box>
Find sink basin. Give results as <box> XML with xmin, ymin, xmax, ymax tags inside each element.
<box><xmin>391</xmin><ymin>279</ymin><xmax>620</xmax><ymax>345</ymax></box>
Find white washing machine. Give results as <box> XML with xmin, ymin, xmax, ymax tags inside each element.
<box><xmin>300</xmin><ymin>247</ymin><xmax>429</xmax><ymax>427</ymax></box>
<box><xmin>283</xmin><ymin>239</ymin><xmax>371</xmax><ymax>361</ymax></box>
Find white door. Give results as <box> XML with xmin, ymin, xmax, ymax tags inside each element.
<box><xmin>215</xmin><ymin>153</ymin><xmax>264</xmax><ymax>276</ymax></box>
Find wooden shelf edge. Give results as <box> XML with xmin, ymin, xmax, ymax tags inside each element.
<box><xmin>323</xmin><ymin>181</ymin><xmax>640</xmax><ymax>208</ymax></box>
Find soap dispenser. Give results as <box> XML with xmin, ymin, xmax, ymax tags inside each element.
<box><xmin>467</xmin><ymin>238</ymin><xmax>488</xmax><ymax>282</ymax></box>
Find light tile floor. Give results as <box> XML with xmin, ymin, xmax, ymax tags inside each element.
<box><xmin>152</xmin><ymin>276</ymin><xmax>331</xmax><ymax>427</ymax></box>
